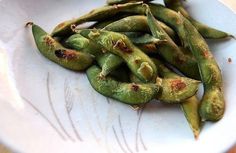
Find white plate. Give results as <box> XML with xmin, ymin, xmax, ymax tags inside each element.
<box><xmin>0</xmin><ymin>0</ymin><xmax>236</xmax><ymax>153</ymax></box>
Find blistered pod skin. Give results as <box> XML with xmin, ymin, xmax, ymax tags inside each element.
<box><xmin>145</xmin><ymin>7</ymin><xmax>200</xmax><ymax>80</ymax></box>
<box><xmin>96</xmin><ymin>53</ymin><xmax>124</xmax><ymax>76</ymax></box>
<box><xmin>152</xmin><ymin>58</ymin><xmax>201</xmax><ymax>139</ymax></box>
<box><xmin>180</xmin><ymin>15</ymin><xmax>225</xmax><ymax>121</ymax></box>
<box><xmin>79</xmin><ymin>29</ymin><xmax>157</xmax><ymax>82</ymax></box>
<box><xmin>141</xmin><ymin>3</ymin><xmax>225</xmax><ymax>121</ymax></box>
<box><xmin>30</xmin><ymin>24</ymin><xmax>93</xmax><ymax>71</ymax></box>
<box><xmin>66</xmin><ymin>33</ymin><xmax>102</xmax><ymax>57</ymax></box>
<box><xmin>129</xmin><ymin>58</ymin><xmax>200</xmax><ymax>104</ymax></box>
<box><xmin>86</xmin><ymin>66</ymin><xmax>159</xmax><ymax>104</ymax></box>
<box><xmin>155</xmin><ymin>76</ymin><xmax>200</xmax><ymax>103</ymax></box>
<box><xmin>66</xmin><ymin>33</ymin><xmax>124</xmax><ymax>76</ymax></box>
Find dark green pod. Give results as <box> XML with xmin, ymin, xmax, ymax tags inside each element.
<box><xmin>121</xmin><ymin>32</ymin><xmax>163</xmax><ymax>45</ymax></box>
<box><xmin>51</xmin><ymin>2</ymin><xmax>143</xmax><ymax>37</ymax></box>
<box><xmin>97</xmin><ymin>53</ymin><xmax>124</xmax><ymax>76</ymax></box>
<box><xmin>103</xmin><ymin>15</ymin><xmax>177</xmax><ymax>41</ymax></box>
<box><xmin>130</xmin><ymin>58</ymin><xmax>200</xmax><ymax>103</ymax></box>
<box><xmin>86</xmin><ymin>65</ymin><xmax>159</xmax><ymax>104</ymax></box>
<box><xmin>79</xmin><ymin>29</ymin><xmax>157</xmax><ymax>82</ymax></box>
<box><xmin>31</xmin><ymin>24</ymin><xmax>93</xmax><ymax>71</ymax></box>
<box><xmin>152</xmin><ymin>58</ymin><xmax>201</xmax><ymax>138</ymax></box>
<box><xmin>66</xmin><ymin>33</ymin><xmax>102</xmax><ymax>57</ymax></box>
<box><xmin>66</xmin><ymin>33</ymin><xmax>124</xmax><ymax>76</ymax></box>
<box><xmin>146</xmin><ymin>7</ymin><xmax>200</xmax><ymax>80</ymax></box>
<box><xmin>164</xmin><ymin>0</ymin><xmax>232</xmax><ymax>39</ymax></box>
<box><xmin>181</xmin><ymin>15</ymin><xmax>225</xmax><ymax>121</ymax></box>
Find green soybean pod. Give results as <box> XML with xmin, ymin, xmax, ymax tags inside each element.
<box><xmin>145</xmin><ymin>6</ymin><xmax>200</xmax><ymax>80</ymax></box>
<box><xmin>66</xmin><ymin>32</ymin><xmax>158</xmax><ymax>76</ymax></box>
<box><xmin>66</xmin><ymin>33</ymin><xmax>124</xmax><ymax>76</ymax></box>
<box><xmin>164</xmin><ymin>0</ymin><xmax>233</xmax><ymax>39</ymax></box>
<box><xmin>90</xmin><ymin>20</ymin><xmax>114</xmax><ymax>29</ymax></box>
<box><xmin>152</xmin><ymin>58</ymin><xmax>201</xmax><ymax>139</ymax></box>
<box><xmin>103</xmin><ymin>15</ymin><xmax>177</xmax><ymax>41</ymax></box>
<box><xmin>140</xmin><ymin>4</ymin><xmax>225</xmax><ymax>121</ymax></box>
<box><xmin>132</xmin><ymin>4</ymin><xmax>225</xmax><ymax>121</ymax></box>
<box><xmin>96</xmin><ymin>53</ymin><xmax>124</xmax><ymax>76</ymax></box>
<box><xmin>180</xmin><ymin>15</ymin><xmax>225</xmax><ymax>121</ymax></box>
<box><xmin>29</xmin><ymin>23</ymin><xmax>93</xmax><ymax>71</ymax></box>
<box><xmin>89</xmin><ymin>13</ymin><xmax>133</xmax><ymax>29</ymax></box>
<box><xmin>79</xmin><ymin>29</ymin><xmax>157</xmax><ymax>82</ymax></box>
<box><xmin>66</xmin><ymin>33</ymin><xmax>102</xmax><ymax>57</ymax></box>
<box><xmin>130</xmin><ymin>71</ymin><xmax>200</xmax><ymax>103</ymax></box>
<box><xmin>51</xmin><ymin>2</ymin><xmax>143</xmax><ymax>37</ymax></box>
<box><xmin>86</xmin><ymin>65</ymin><xmax>159</xmax><ymax>104</ymax></box>
<box><xmin>121</xmin><ymin>32</ymin><xmax>165</xmax><ymax>45</ymax></box>
<box><xmin>129</xmin><ymin>57</ymin><xmax>200</xmax><ymax>103</ymax></box>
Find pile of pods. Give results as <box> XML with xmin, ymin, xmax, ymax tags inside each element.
<box><xmin>28</xmin><ymin>0</ymin><xmax>233</xmax><ymax>139</ymax></box>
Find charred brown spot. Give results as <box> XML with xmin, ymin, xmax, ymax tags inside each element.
<box><xmin>112</xmin><ymin>40</ymin><xmax>132</xmax><ymax>53</ymax></box>
<box><xmin>131</xmin><ymin>83</ymin><xmax>139</xmax><ymax>92</ymax></box>
<box><xmin>143</xmin><ymin>44</ymin><xmax>157</xmax><ymax>52</ymax></box>
<box><xmin>202</xmin><ymin>50</ymin><xmax>210</xmax><ymax>58</ymax></box>
<box><xmin>228</xmin><ymin>58</ymin><xmax>232</xmax><ymax>63</ymax></box>
<box><xmin>171</xmin><ymin>79</ymin><xmax>186</xmax><ymax>91</ymax></box>
<box><xmin>55</xmin><ymin>49</ymin><xmax>77</xmax><ymax>60</ymax></box>
<box><xmin>43</xmin><ymin>36</ymin><xmax>55</xmax><ymax>47</ymax></box>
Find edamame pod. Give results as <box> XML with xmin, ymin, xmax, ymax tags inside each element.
<box><xmin>66</xmin><ymin>34</ymin><xmax>124</xmax><ymax>76</ymax></box>
<box><xmin>145</xmin><ymin>7</ymin><xmax>200</xmax><ymax>80</ymax></box>
<box><xmin>164</xmin><ymin>0</ymin><xmax>232</xmax><ymax>39</ymax></box>
<box><xmin>180</xmin><ymin>15</ymin><xmax>225</xmax><ymax>121</ymax></box>
<box><xmin>89</xmin><ymin>13</ymin><xmax>133</xmax><ymax>29</ymax></box>
<box><xmin>96</xmin><ymin>53</ymin><xmax>124</xmax><ymax>76</ymax></box>
<box><xmin>129</xmin><ymin>57</ymin><xmax>200</xmax><ymax>103</ymax></box>
<box><xmin>181</xmin><ymin>96</ymin><xmax>201</xmax><ymax>139</ymax></box>
<box><xmin>79</xmin><ymin>29</ymin><xmax>157</xmax><ymax>82</ymax></box>
<box><xmin>66</xmin><ymin>33</ymin><xmax>102</xmax><ymax>57</ymax></box>
<box><xmin>152</xmin><ymin>58</ymin><xmax>201</xmax><ymax>139</ymax></box>
<box><xmin>91</xmin><ymin>20</ymin><xmax>114</xmax><ymax>29</ymax></box>
<box><xmin>103</xmin><ymin>15</ymin><xmax>177</xmax><ymax>41</ymax></box>
<box><xmin>30</xmin><ymin>23</ymin><xmax>93</xmax><ymax>71</ymax></box>
<box><xmin>130</xmin><ymin>71</ymin><xmax>200</xmax><ymax>103</ymax></box>
<box><xmin>121</xmin><ymin>32</ymin><xmax>165</xmax><ymax>45</ymax></box>
<box><xmin>51</xmin><ymin>2</ymin><xmax>143</xmax><ymax>36</ymax></box>
<box><xmin>141</xmin><ymin>5</ymin><xmax>225</xmax><ymax>121</ymax></box>
<box><xmin>66</xmin><ymin>33</ymin><xmax>159</xmax><ymax>76</ymax></box>
<box><xmin>87</xmin><ymin>65</ymin><xmax>159</xmax><ymax>104</ymax></box>
<box><xmin>155</xmin><ymin>76</ymin><xmax>200</xmax><ymax>103</ymax></box>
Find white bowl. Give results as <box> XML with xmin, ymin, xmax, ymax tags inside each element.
<box><xmin>0</xmin><ymin>0</ymin><xmax>236</xmax><ymax>153</ymax></box>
